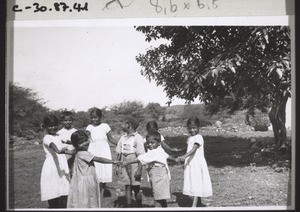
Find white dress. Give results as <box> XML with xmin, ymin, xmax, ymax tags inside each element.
<box><xmin>86</xmin><ymin>123</ymin><xmax>112</xmax><ymax>183</ymax></box>
<box><xmin>183</xmin><ymin>134</ymin><xmax>213</xmax><ymax>197</ymax></box>
<box><xmin>40</xmin><ymin>134</ymin><xmax>70</xmax><ymax>201</ymax></box>
<box><xmin>57</xmin><ymin>127</ymin><xmax>77</xmax><ymax>160</ymax></box>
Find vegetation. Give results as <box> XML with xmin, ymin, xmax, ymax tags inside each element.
<box><xmin>8</xmin><ymin>83</ymin><xmax>270</xmax><ymax>141</ymax></box>
<box><xmin>135</xmin><ymin>26</ymin><xmax>291</xmax><ymax>149</ymax></box>
<box><xmin>9</xmin><ymin>83</ymin><xmax>48</xmax><ymax>138</ymax></box>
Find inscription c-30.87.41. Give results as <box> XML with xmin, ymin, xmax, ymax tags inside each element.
<box><xmin>12</xmin><ymin>2</ymin><xmax>88</xmax><ymax>13</ymax></box>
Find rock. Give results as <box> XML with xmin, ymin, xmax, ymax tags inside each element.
<box><xmin>274</xmin><ymin>167</ymin><xmax>284</xmax><ymax>173</ymax></box>
<box><xmin>253</xmin><ymin>152</ymin><xmax>262</xmax><ymax>163</ymax></box>
<box><xmin>215</xmin><ymin>121</ymin><xmax>222</xmax><ymax>128</ymax></box>
<box><xmin>260</xmin><ymin>148</ymin><xmax>275</xmax><ymax>157</ymax></box>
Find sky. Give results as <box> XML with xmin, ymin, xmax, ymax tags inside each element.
<box><xmin>10</xmin><ymin>24</ymin><xmax>189</xmax><ymax>111</ymax></box>
<box><xmin>7</xmin><ymin>17</ymin><xmax>292</xmax><ymax>127</ymax></box>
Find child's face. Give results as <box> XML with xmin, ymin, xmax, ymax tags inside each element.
<box><xmin>187</xmin><ymin>124</ymin><xmax>199</xmax><ymax>136</ymax></box>
<box><xmin>146</xmin><ymin>137</ymin><xmax>160</xmax><ymax>150</ymax></box>
<box><xmin>78</xmin><ymin>139</ymin><xmax>90</xmax><ymax>151</ymax></box>
<box><xmin>46</xmin><ymin>124</ymin><xmax>58</xmax><ymax>135</ymax></box>
<box><xmin>62</xmin><ymin>116</ymin><xmax>73</xmax><ymax>129</ymax></box>
<box><xmin>121</xmin><ymin>121</ymin><xmax>129</xmax><ymax>133</ymax></box>
<box><xmin>90</xmin><ymin>114</ymin><xmax>101</xmax><ymax>126</ymax></box>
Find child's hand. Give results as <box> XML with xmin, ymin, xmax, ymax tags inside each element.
<box><xmin>121</xmin><ymin>162</ymin><xmax>128</xmax><ymax>168</ymax></box>
<box><xmin>113</xmin><ymin>161</ymin><xmax>122</xmax><ymax>166</ymax></box>
<box><xmin>134</xmin><ymin>170</ymin><xmax>142</xmax><ymax>181</ymax></box>
<box><xmin>59</xmin><ymin>147</ymin><xmax>68</xmax><ymax>154</ymax></box>
<box><xmin>176</xmin><ymin>156</ymin><xmax>185</xmax><ymax>163</ymax></box>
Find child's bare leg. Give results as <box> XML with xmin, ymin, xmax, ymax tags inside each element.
<box><xmin>155</xmin><ymin>199</ymin><xmax>167</xmax><ymax>207</ymax></box>
<box><xmin>100</xmin><ymin>182</ymin><xmax>106</xmax><ymax>197</ymax></box>
<box><xmin>132</xmin><ymin>185</ymin><xmax>142</xmax><ymax>207</ymax></box>
<box><xmin>98</xmin><ymin>183</ymin><xmax>103</xmax><ymax>206</ymax></box>
<box><xmin>125</xmin><ymin>185</ymin><xmax>132</xmax><ymax>206</ymax></box>
<box><xmin>192</xmin><ymin>196</ymin><xmax>198</xmax><ymax>207</ymax></box>
<box><xmin>48</xmin><ymin>197</ymin><xmax>60</xmax><ymax>208</ymax></box>
<box><xmin>154</xmin><ymin>200</ymin><xmax>161</xmax><ymax>207</ymax></box>
<box><xmin>59</xmin><ymin>195</ymin><xmax>68</xmax><ymax>208</ymax></box>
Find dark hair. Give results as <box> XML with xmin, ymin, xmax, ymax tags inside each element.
<box><xmin>146</xmin><ymin>131</ymin><xmax>161</xmax><ymax>143</ymax></box>
<box><xmin>187</xmin><ymin>117</ymin><xmax>200</xmax><ymax>128</ymax></box>
<box><xmin>90</xmin><ymin>107</ymin><xmax>102</xmax><ymax>118</ymax></box>
<box><xmin>43</xmin><ymin>115</ymin><xmax>59</xmax><ymax>128</ymax></box>
<box><xmin>61</xmin><ymin>111</ymin><xmax>74</xmax><ymax>120</ymax></box>
<box><xmin>125</xmin><ymin>116</ymin><xmax>139</xmax><ymax>130</ymax></box>
<box><xmin>146</xmin><ymin>121</ymin><xmax>158</xmax><ymax>133</ymax></box>
<box><xmin>71</xmin><ymin>130</ymin><xmax>89</xmax><ymax>149</ymax></box>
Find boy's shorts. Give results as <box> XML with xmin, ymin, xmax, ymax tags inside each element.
<box><xmin>148</xmin><ymin>166</ymin><xmax>170</xmax><ymax>200</ymax></box>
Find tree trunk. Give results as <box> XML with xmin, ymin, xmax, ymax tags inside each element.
<box><xmin>268</xmin><ymin>94</ymin><xmax>289</xmax><ymax>149</ymax></box>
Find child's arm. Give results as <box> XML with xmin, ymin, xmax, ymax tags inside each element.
<box><xmin>63</xmin><ymin>140</ymin><xmax>73</xmax><ymax>145</ymax></box>
<box><xmin>49</xmin><ymin>143</ymin><xmax>67</xmax><ymax>154</ymax></box>
<box><xmin>176</xmin><ymin>143</ymin><xmax>200</xmax><ymax>162</ymax></box>
<box><xmin>121</xmin><ymin>158</ymin><xmax>140</xmax><ymax>167</ymax></box>
<box><xmin>161</xmin><ymin>140</ymin><xmax>186</xmax><ymax>154</ymax></box>
<box><xmin>64</xmin><ymin>149</ymin><xmax>75</xmax><ymax>155</ymax></box>
<box><xmin>106</xmin><ymin>131</ymin><xmax>118</xmax><ymax>146</ymax></box>
<box><xmin>93</xmin><ymin>156</ymin><xmax>121</xmax><ymax>165</ymax></box>
<box><xmin>167</xmin><ymin>155</ymin><xmax>177</xmax><ymax>162</ymax></box>
<box><xmin>85</xmin><ymin>130</ymin><xmax>91</xmax><ymax>138</ymax></box>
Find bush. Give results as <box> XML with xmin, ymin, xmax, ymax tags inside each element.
<box><xmin>254</xmin><ymin>125</ymin><xmax>269</xmax><ymax>131</ymax></box>
<box><xmin>245</xmin><ymin>110</ymin><xmax>270</xmax><ymax>131</ymax></box>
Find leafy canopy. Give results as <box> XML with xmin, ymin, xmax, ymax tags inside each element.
<box><xmin>135</xmin><ymin>26</ymin><xmax>291</xmax><ymax>113</ymax></box>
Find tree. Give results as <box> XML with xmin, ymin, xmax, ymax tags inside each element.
<box><xmin>135</xmin><ymin>26</ymin><xmax>291</xmax><ymax>148</ymax></box>
<box><xmin>9</xmin><ymin>83</ymin><xmax>49</xmax><ymax>136</ymax></box>
<box><xmin>144</xmin><ymin>102</ymin><xmax>165</xmax><ymax>120</ymax></box>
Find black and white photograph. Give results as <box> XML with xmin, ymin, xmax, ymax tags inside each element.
<box><xmin>6</xmin><ymin>1</ymin><xmax>295</xmax><ymax>210</ymax></box>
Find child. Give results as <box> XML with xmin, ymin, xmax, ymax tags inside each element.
<box><xmin>144</xmin><ymin>121</ymin><xmax>182</xmax><ymax>154</ymax></box>
<box><xmin>85</xmin><ymin>107</ymin><xmax>117</xmax><ymax>201</ymax></box>
<box><xmin>57</xmin><ymin>111</ymin><xmax>77</xmax><ymax>172</ymax></box>
<box><xmin>40</xmin><ymin>115</ymin><xmax>70</xmax><ymax>208</ymax></box>
<box><xmin>176</xmin><ymin>117</ymin><xmax>213</xmax><ymax>207</ymax></box>
<box><xmin>115</xmin><ymin>116</ymin><xmax>145</xmax><ymax>207</ymax></box>
<box><xmin>67</xmin><ymin>130</ymin><xmax>121</xmax><ymax>208</ymax></box>
<box><xmin>122</xmin><ymin>131</ymin><xmax>177</xmax><ymax>207</ymax></box>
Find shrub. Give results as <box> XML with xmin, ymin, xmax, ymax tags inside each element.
<box><xmin>245</xmin><ymin>110</ymin><xmax>270</xmax><ymax>131</ymax></box>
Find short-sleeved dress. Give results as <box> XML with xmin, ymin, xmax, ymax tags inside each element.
<box><xmin>40</xmin><ymin>134</ymin><xmax>70</xmax><ymax>201</ymax></box>
<box><xmin>183</xmin><ymin>134</ymin><xmax>213</xmax><ymax>197</ymax></box>
<box><xmin>57</xmin><ymin>127</ymin><xmax>77</xmax><ymax>160</ymax></box>
<box><xmin>67</xmin><ymin>151</ymin><xmax>100</xmax><ymax>208</ymax></box>
<box><xmin>86</xmin><ymin>123</ymin><xmax>112</xmax><ymax>183</ymax></box>
<box><xmin>138</xmin><ymin>146</ymin><xmax>171</xmax><ymax>200</ymax></box>
<box><xmin>116</xmin><ymin>132</ymin><xmax>145</xmax><ymax>185</ymax></box>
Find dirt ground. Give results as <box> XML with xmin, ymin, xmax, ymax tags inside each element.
<box><xmin>8</xmin><ymin>130</ymin><xmax>292</xmax><ymax>209</ymax></box>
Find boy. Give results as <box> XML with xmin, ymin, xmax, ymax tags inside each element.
<box><xmin>116</xmin><ymin>116</ymin><xmax>145</xmax><ymax>207</ymax></box>
<box><xmin>122</xmin><ymin>131</ymin><xmax>177</xmax><ymax>207</ymax></box>
<box><xmin>57</xmin><ymin>111</ymin><xmax>77</xmax><ymax>171</ymax></box>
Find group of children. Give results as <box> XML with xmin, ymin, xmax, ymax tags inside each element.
<box><xmin>40</xmin><ymin>108</ymin><xmax>213</xmax><ymax>208</ymax></box>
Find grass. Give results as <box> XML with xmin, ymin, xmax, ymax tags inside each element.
<box><xmin>8</xmin><ymin>133</ymin><xmax>292</xmax><ymax>209</ymax></box>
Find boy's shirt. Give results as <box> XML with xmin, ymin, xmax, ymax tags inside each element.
<box><xmin>138</xmin><ymin>146</ymin><xmax>171</xmax><ymax>180</ymax></box>
<box><xmin>116</xmin><ymin>132</ymin><xmax>145</xmax><ymax>156</ymax></box>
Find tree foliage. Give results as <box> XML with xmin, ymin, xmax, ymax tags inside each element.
<box><xmin>9</xmin><ymin>83</ymin><xmax>49</xmax><ymax>136</ymax></box>
<box><xmin>136</xmin><ymin>26</ymin><xmax>291</xmax><ymax>147</ymax></box>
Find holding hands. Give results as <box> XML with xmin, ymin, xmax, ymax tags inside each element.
<box><xmin>58</xmin><ymin>147</ymin><xmax>68</xmax><ymax>154</ymax></box>
<box><xmin>113</xmin><ymin>161</ymin><xmax>123</xmax><ymax>166</ymax></box>
<box><xmin>175</xmin><ymin>156</ymin><xmax>186</xmax><ymax>164</ymax></box>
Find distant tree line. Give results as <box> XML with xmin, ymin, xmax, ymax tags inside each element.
<box><xmin>8</xmin><ymin>83</ymin><xmax>270</xmax><ymax>140</ymax></box>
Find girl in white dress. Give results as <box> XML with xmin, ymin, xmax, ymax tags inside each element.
<box><xmin>40</xmin><ymin>115</ymin><xmax>70</xmax><ymax>208</ymax></box>
<box><xmin>86</xmin><ymin>107</ymin><xmax>117</xmax><ymax>202</ymax></box>
<box><xmin>176</xmin><ymin>117</ymin><xmax>213</xmax><ymax>207</ymax></box>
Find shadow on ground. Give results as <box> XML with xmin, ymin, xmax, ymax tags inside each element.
<box><xmin>165</xmin><ymin>135</ymin><xmax>291</xmax><ymax>169</ymax></box>
<box><xmin>111</xmin><ymin>187</ymin><xmax>154</xmax><ymax>208</ymax></box>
